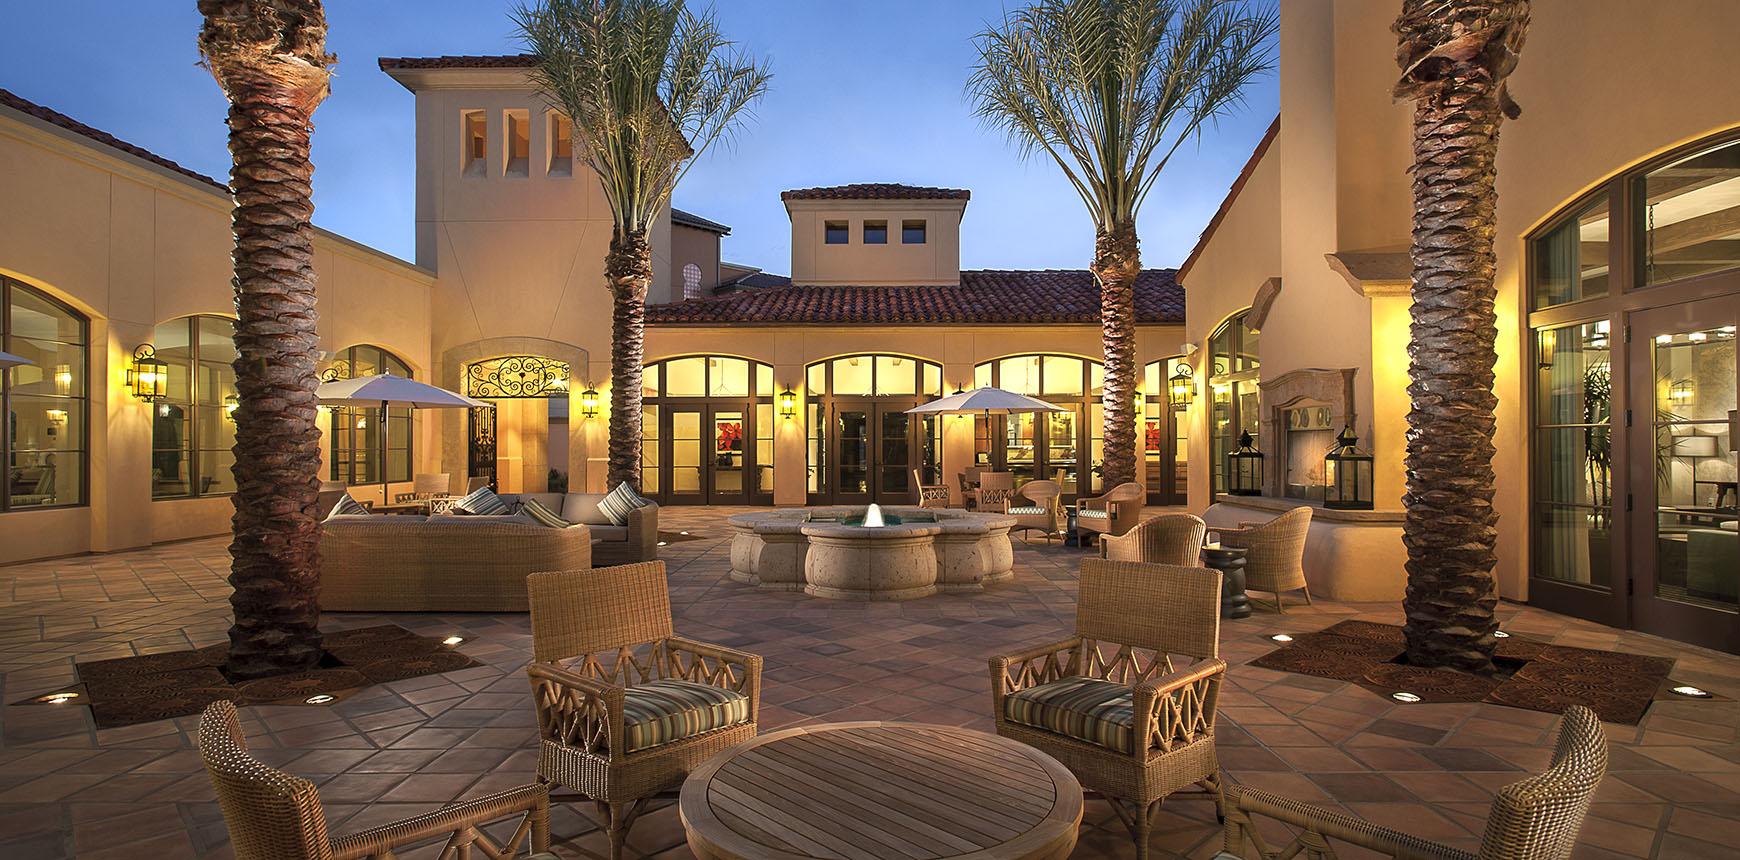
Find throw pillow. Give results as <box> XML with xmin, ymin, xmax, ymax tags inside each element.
<box><xmin>518</xmin><ymin>497</ymin><xmax>573</xmax><ymax>529</ymax></box>
<box><xmin>327</xmin><ymin>494</ymin><xmax>370</xmax><ymax>519</ymax></box>
<box><xmin>597</xmin><ymin>482</ymin><xmax>650</xmax><ymax>527</ymax></box>
<box><xmin>453</xmin><ymin>485</ymin><xmax>511</xmax><ymax>516</ymax></box>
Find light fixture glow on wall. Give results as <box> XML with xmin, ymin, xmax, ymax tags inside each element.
<box><xmin>1537</xmin><ymin>328</ymin><xmax>1556</xmax><ymax>369</ymax></box>
<box><xmin>778</xmin><ymin>388</ymin><xmax>797</xmax><ymax>419</ymax></box>
<box><xmin>224</xmin><ymin>394</ymin><xmax>239</xmax><ymax>420</ymax></box>
<box><xmin>54</xmin><ymin>365</ymin><xmax>71</xmax><ymax>395</ymax></box>
<box><xmin>579</xmin><ymin>387</ymin><xmax>600</xmax><ymax>418</ymax></box>
<box><xmin>1670</xmin><ymin>379</ymin><xmax>1696</xmax><ymax>406</ymax></box>
<box><xmin>127</xmin><ymin>344</ymin><xmax>167</xmax><ymax>402</ymax></box>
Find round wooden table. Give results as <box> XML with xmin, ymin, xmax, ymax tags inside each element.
<box><xmin>680</xmin><ymin>721</ymin><xmax>1082</xmax><ymax>860</ymax></box>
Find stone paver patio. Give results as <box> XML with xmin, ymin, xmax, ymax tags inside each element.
<box><xmin>2</xmin><ymin>506</ymin><xmax>1737</xmax><ymax>859</ymax></box>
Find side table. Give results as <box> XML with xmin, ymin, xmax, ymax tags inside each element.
<box><xmin>1201</xmin><ymin>542</ymin><xmax>1251</xmax><ymax>619</ymax></box>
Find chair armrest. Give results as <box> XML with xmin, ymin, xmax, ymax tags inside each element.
<box><xmin>1131</xmin><ymin>658</ymin><xmax>1226</xmax><ymax>757</ymax></box>
<box><xmin>990</xmin><ymin>637</ymin><xmax>1083</xmax><ymax>713</ymax></box>
<box><xmin>1080</xmin><ymin>495</ymin><xmax>1110</xmax><ymax>510</ymax></box>
<box><xmin>1219</xmin><ymin>784</ymin><xmax>1475</xmax><ymax>860</ymax></box>
<box><xmin>527</xmin><ymin>662</ymin><xmax>624</xmax><ymax>756</ymax></box>
<box><xmin>663</xmin><ymin>636</ymin><xmax>763</xmax><ymax>720</ymax></box>
<box><xmin>627</xmin><ymin>504</ymin><xmax>659</xmax><ymax>560</ymax></box>
<box><xmin>329</xmin><ymin>783</ymin><xmax>551</xmax><ymax>860</ymax></box>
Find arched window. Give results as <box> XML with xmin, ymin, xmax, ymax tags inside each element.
<box><xmin>1143</xmin><ymin>356</ymin><xmax>1190</xmax><ymax>505</ymax></box>
<box><xmin>804</xmin><ymin>353</ymin><xmax>944</xmax><ymax>503</ymax></box>
<box><xmin>642</xmin><ymin>355</ymin><xmax>774</xmax><ymax>504</ymax></box>
<box><xmin>320</xmin><ymin>345</ymin><xmax>415</xmax><ymax>487</ymax></box>
<box><xmin>1207</xmin><ymin>310</ymin><xmax>1259</xmax><ymax>496</ymax></box>
<box><xmin>150</xmin><ymin>315</ymin><xmax>238</xmax><ymax>499</ymax></box>
<box><xmin>972</xmin><ymin>354</ymin><xmax>1104</xmax><ymax>497</ymax></box>
<box><xmin>682</xmin><ymin>263</ymin><xmax>703</xmax><ymax>300</ymax></box>
<box><xmin>3</xmin><ymin>278</ymin><xmax>87</xmax><ymax>510</ymax></box>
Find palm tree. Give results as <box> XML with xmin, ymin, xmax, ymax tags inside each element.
<box><xmin>970</xmin><ymin>0</ymin><xmax>1276</xmax><ymax>489</ymax></box>
<box><xmin>197</xmin><ymin>0</ymin><xmax>335</xmax><ymax>679</ymax></box>
<box><xmin>517</xmin><ymin>0</ymin><xmax>770</xmax><ymax>491</ymax></box>
<box><xmin>1392</xmin><ymin>0</ymin><xmax>1530</xmax><ymax>674</ymax></box>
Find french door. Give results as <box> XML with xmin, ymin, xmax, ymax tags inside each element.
<box><xmin>828</xmin><ymin>401</ymin><xmax>919</xmax><ymax>504</ymax></box>
<box><xmin>1628</xmin><ymin>297</ymin><xmax>1740</xmax><ymax>652</ymax></box>
<box><xmin>656</xmin><ymin>403</ymin><xmax>755</xmax><ymax>506</ymax></box>
<box><xmin>1001</xmin><ymin>406</ymin><xmax>1087</xmax><ymax>500</ymax></box>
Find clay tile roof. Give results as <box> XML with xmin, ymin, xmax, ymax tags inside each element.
<box><xmin>671</xmin><ymin>207</ymin><xmax>731</xmax><ymax>235</ymax></box>
<box><xmin>0</xmin><ymin>87</ymin><xmax>226</xmax><ymax>193</ymax></box>
<box><xmin>377</xmin><ymin>55</ymin><xmax>537</xmax><ymax>70</ymax></box>
<box><xmin>780</xmin><ymin>183</ymin><xmax>971</xmax><ymax>202</ymax></box>
<box><xmin>647</xmin><ymin>269</ymin><xmax>1181</xmax><ymax>326</ymax></box>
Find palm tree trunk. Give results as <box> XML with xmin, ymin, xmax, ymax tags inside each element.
<box><xmin>1094</xmin><ymin>224</ymin><xmax>1141</xmax><ymax>490</ymax></box>
<box><xmin>1393</xmin><ymin>0</ymin><xmax>1529</xmax><ymax>674</ymax></box>
<box><xmin>606</xmin><ymin>229</ymin><xmax>652</xmax><ymax>491</ymax></box>
<box><xmin>200</xmin><ymin>0</ymin><xmax>333</xmax><ymax>680</ymax></box>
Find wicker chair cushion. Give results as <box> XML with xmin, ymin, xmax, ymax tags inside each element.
<box><xmin>622</xmin><ymin>679</ymin><xmax>751</xmax><ymax>753</ymax></box>
<box><xmin>1077</xmin><ymin>508</ymin><xmax>1110</xmax><ymax>520</ymax></box>
<box><xmin>1003</xmin><ymin>676</ymin><xmax>1136</xmax><ymax>754</ymax></box>
<box><xmin>1007</xmin><ymin>506</ymin><xmax>1048</xmax><ymax>515</ymax></box>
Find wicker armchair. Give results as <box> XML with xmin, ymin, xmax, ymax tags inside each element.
<box><xmin>913</xmin><ymin>468</ymin><xmax>951</xmax><ymax>508</ymax></box>
<box><xmin>1076</xmin><ymin>481</ymin><xmax>1146</xmax><ymax>543</ymax></box>
<box><xmin>1007</xmin><ymin>479</ymin><xmax>1063</xmax><ymax>542</ymax></box>
<box><xmin>958</xmin><ymin>465</ymin><xmax>989</xmax><ymax>508</ymax></box>
<box><xmin>1102</xmin><ymin>513</ymin><xmax>1207</xmax><ymax>565</ymax></box>
<box><xmin>1218</xmin><ymin>705</ymin><xmax>1607</xmax><ymax>860</ymax></box>
<box><xmin>1215</xmin><ymin>506</ymin><xmax>1312</xmax><ymax>612</ymax></box>
<box><xmin>993</xmin><ymin>559</ymin><xmax>1225</xmax><ymax>860</ymax></box>
<box><xmin>527</xmin><ymin>561</ymin><xmax>761</xmax><ymax>860</ymax></box>
<box><xmin>198</xmin><ymin>700</ymin><xmax>552</xmax><ymax>860</ymax></box>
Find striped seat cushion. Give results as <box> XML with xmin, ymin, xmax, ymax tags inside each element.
<box><xmin>1007</xmin><ymin>506</ymin><xmax>1048</xmax><ymax>515</ymax></box>
<box><xmin>622</xmin><ymin>679</ymin><xmax>750</xmax><ymax>753</ymax></box>
<box><xmin>597</xmin><ymin>483</ymin><xmax>651</xmax><ymax>527</ymax></box>
<box><xmin>518</xmin><ymin>498</ymin><xmax>572</xmax><ymax>529</ymax></box>
<box><xmin>1003</xmin><ymin>676</ymin><xmax>1135</xmax><ymax>754</ymax></box>
<box><xmin>1077</xmin><ymin>508</ymin><xmax>1110</xmax><ymax>519</ymax></box>
<box><xmin>453</xmin><ymin>486</ymin><xmax>511</xmax><ymax>515</ymax></box>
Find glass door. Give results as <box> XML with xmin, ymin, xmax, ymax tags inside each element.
<box><xmin>666</xmin><ymin>408</ymin><xmax>706</xmax><ymax>505</ymax></box>
<box><xmin>831</xmin><ymin>403</ymin><xmax>873</xmax><ymax>504</ymax></box>
<box><xmin>709</xmin><ymin>407</ymin><xmax>748</xmax><ymax>504</ymax></box>
<box><xmin>1629</xmin><ymin>298</ymin><xmax>1740</xmax><ymax>653</ymax></box>
<box><xmin>876</xmin><ymin>404</ymin><xmax>914</xmax><ymax>502</ymax></box>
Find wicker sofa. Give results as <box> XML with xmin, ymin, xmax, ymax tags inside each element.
<box><xmin>319</xmin><ymin>514</ymin><xmax>593</xmax><ymax>612</ymax></box>
<box><xmin>496</xmin><ymin>492</ymin><xmax>660</xmax><ymax>566</ymax></box>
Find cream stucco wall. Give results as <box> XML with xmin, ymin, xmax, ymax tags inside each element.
<box><xmin>0</xmin><ymin>100</ymin><xmax>434</xmax><ymax>565</ymax></box>
<box><xmin>668</xmin><ymin>223</ymin><xmax>722</xmax><ymax>302</ymax></box>
<box><xmin>787</xmin><ymin>199</ymin><xmax>966</xmax><ymax>286</ymax></box>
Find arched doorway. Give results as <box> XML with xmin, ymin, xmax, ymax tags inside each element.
<box><xmin>1144</xmin><ymin>356</ymin><xmax>1190</xmax><ymax>505</ymax></box>
<box><xmin>642</xmin><ymin>355</ymin><xmax>774</xmax><ymax>505</ymax></box>
<box><xmin>971</xmin><ymin>353</ymin><xmax>1104</xmax><ymax>501</ymax></box>
<box><xmin>806</xmin><ymin>353</ymin><xmax>944</xmax><ymax>505</ymax></box>
<box><xmin>463</xmin><ymin>355</ymin><xmax>570</xmax><ymax>494</ymax></box>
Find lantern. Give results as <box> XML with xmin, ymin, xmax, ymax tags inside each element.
<box><xmin>127</xmin><ymin>345</ymin><xmax>167</xmax><ymax>402</ymax></box>
<box><xmin>223</xmin><ymin>393</ymin><xmax>240</xmax><ymax>420</ymax></box>
<box><xmin>1323</xmin><ymin>427</ymin><xmax>1374</xmax><ymax>510</ymax></box>
<box><xmin>778</xmin><ymin>387</ymin><xmax>797</xmax><ymax>419</ymax></box>
<box><xmin>1227</xmin><ymin>430</ymin><xmax>1263</xmax><ymax>496</ymax></box>
<box><xmin>1168</xmin><ymin>363</ymin><xmax>1194</xmax><ymax>406</ymax></box>
<box><xmin>579</xmin><ymin>387</ymin><xmax>600</xmax><ymax>418</ymax></box>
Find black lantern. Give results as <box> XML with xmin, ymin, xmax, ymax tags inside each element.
<box><xmin>127</xmin><ymin>344</ymin><xmax>167</xmax><ymax>402</ymax></box>
<box><xmin>579</xmin><ymin>387</ymin><xmax>600</xmax><ymax>418</ymax></box>
<box><xmin>1324</xmin><ymin>427</ymin><xmax>1374</xmax><ymax>510</ymax></box>
<box><xmin>778</xmin><ymin>388</ymin><xmax>798</xmax><ymax>418</ymax></box>
<box><xmin>1227</xmin><ymin>430</ymin><xmax>1263</xmax><ymax>496</ymax></box>
<box><xmin>1168</xmin><ymin>363</ymin><xmax>1194</xmax><ymax>406</ymax></box>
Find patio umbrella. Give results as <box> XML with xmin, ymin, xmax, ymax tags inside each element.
<box><xmin>904</xmin><ymin>386</ymin><xmax>1066</xmax><ymax>417</ymax></box>
<box><xmin>314</xmin><ymin>373</ymin><xmax>490</xmax><ymax>501</ymax></box>
<box><xmin>0</xmin><ymin>350</ymin><xmax>32</xmax><ymax>369</ymax></box>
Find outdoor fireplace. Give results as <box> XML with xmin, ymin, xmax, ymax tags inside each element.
<box><xmin>1283</xmin><ymin>405</ymin><xmax>1335</xmax><ymax>500</ymax></box>
<box><xmin>1258</xmin><ymin>368</ymin><xmax>1358</xmax><ymax>501</ymax></box>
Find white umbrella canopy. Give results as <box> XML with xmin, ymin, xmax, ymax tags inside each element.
<box><xmin>0</xmin><ymin>350</ymin><xmax>32</xmax><ymax>369</ymax></box>
<box><xmin>904</xmin><ymin>387</ymin><xmax>1066</xmax><ymax>416</ymax></box>
<box><xmin>315</xmin><ymin>373</ymin><xmax>488</xmax><ymax>409</ymax></box>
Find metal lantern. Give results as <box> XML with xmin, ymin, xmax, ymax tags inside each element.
<box><xmin>126</xmin><ymin>344</ymin><xmax>167</xmax><ymax>402</ymax></box>
<box><xmin>778</xmin><ymin>388</ymin><xmax>797</xmax><ymax>418</ymax></box>
<box><xmin>579</xmin><ymin>387</ymin><xmax>600</xmax><ymax>418</ymax></box>
<box><xmin>1168</xmin><ymin>363</ymin><xmax>1194</xmax><ymax>406</ymax></box>
<box><xmin>1324</xmin><ymin>427</ymin><xmax>1374</xmax><ymax>510</ymax></box>
<box><xmin>223</xmin><ymin>393</ymin><xmax>240</xmax><ymax>421</ymax></box>
<box><xmin>1227</xmin><ymin>430</ymin><xmax>1263</xmax><ymax>496</ymax></box>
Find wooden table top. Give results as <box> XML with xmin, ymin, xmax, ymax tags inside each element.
<box><xmin>679</xmin><ymin>721</ymin><xmax>1082</xmax><ymax>860</ymax></box>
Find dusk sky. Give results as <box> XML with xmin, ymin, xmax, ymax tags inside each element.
<box><xmin>0</xmin><ymin>1</ymin><xmax>1279</xmax><ymax>275</ymax></box>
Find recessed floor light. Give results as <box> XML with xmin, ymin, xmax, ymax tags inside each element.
<box><xmin>1269</xmin><ymin>634</ymin><xmax>1294</xmax><ymax>643</ymax></box>
<box><xmin>679</xmin><ymin>531</ymin><xmax>689</xmax><ymax>535</ymax></box>
<box><xmin>1671</xmin><ymin>685</ymin><xmax>1712</xmax><ymax>698</ymax></box>
<box><xmin>1391</xmin><ymin>691</ymin><xmax>1422</xmax><ymax>704</ymax></box>
<box><xmin>658</xmin><ymin>541</ymin><xmax>668</xmax><ymax>546</ymax></box>
<box><xmin>1493</xmin><ymin>630</ymin><xmax>1510</xmax><ymax>638</ymax></box>
<box><xmin>305</xmin><ymin>694</ymin><xmax>335</xmax><ymax>705</ymax></box>
<box><xmin>36</xmin><ymin>691</ymin><xmax>79</xmax><ymax>704</ymax></box>
<box><xmin>442</xmin><ymin>636</ymin><xmax>465</xmax><ymax>646</ymax></box>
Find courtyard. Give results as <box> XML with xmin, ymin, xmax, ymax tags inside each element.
<box><xmin>1</xmin><ymin>507</ymin><xmax>1736</xmax><ymax>860</ymax></box>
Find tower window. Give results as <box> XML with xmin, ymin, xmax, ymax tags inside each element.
<box><xmin>462</xmin><ymin>111</ymin><xmax>487</xmax><ymax>176</ymax></box>
<box><xmin>549</xmin><ymin>112</ymin><xmax>573</xmax><ymax>176</ymax></box>
<box><xmin>902</xmin><ymin>220</ymin><xmax>927</xmax><ymax>244</ymax></box>
<box><xmin>863</xmin><ymin>220</ymin><xmax>887</xmax><ymax>244</ymax></box>
<box><xmin>505</xmin><ymin>110</ymin><xmax>530</xmax><ymax>177</ymax></box>
<box><xmin>825</xmin><ymin>221</ymin><xmax>849</xmax><ymax>244</ymax></box>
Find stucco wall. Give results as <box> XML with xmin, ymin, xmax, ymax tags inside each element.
<box><xmin>667</xmin><ymin>223</ymin><xmax>721</xmax><ymax>302</ymax></box>
<box><xmin>787</xmin><ymin>199</ymin><xmax>966</xmax><ymax>286</ymax></box>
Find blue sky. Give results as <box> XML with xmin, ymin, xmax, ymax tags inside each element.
<box><xmin>0</xmin><ymin>1</ymin><xmax>1278</xmax><ymax>274</ymax></box>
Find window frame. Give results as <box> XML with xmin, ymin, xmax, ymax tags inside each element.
<box><xmin>323</xmin><ymin>345</ymin><xmax>415</xmax><ymax>488</ymax></box>
<box><xmin>150</xmin><ymin>314</ymin><xmax>239</xmax><ymax>500</ymax></box>
<box><xmin>2</xmin><ymin>277</ymin><xmax>89</xmax><ymax>512</ymax></box>
<box><xmin>824</xmin><ymin>220</ymin><xmax>849</xmax><ymax>245</ymax></box>
<box><xmin>862</xmin><ymin>220</ymin><xmax>888</xmax><ymax>245</ymax></box>
<box><xmin>971</xmin><ymin>352</ymin><xmax>1107</xmax><ymax>497</ymax></box>
<box><xmin>902</xmin><ymin>219</ymin><xmax>927</xmax><ymax>245</ymax></box>
<box><xmin>1206</xmin><ymin>310</ymin><xmax>1260</xmax><ymax>498</ymax></box>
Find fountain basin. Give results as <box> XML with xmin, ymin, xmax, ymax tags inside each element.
<box><xmin>726</xmin><ymin>506</ymin><xmax>1016</xmax><ymax>600</ymax></box>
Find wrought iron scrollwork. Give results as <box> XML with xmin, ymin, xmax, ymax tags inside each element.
<box><xmin>466</xmin><ymin>356</ymin><xmax>571</xmax><ymax>398</ymax></box>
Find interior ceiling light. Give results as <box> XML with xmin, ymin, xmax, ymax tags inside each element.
<box><xmin>1391</xmin><ymin>691</ymin><xmax>1422</xmax><ymax>704</ymax></box>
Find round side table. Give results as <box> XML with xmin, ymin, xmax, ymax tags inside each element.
<box><xmin>1201</xmin><ymin>542</ymin><xmax>1252</xmax><ymax>619</ymax></box>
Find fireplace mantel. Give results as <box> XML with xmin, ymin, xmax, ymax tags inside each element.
<box><xmin>1257</xmin><ymin>368</ymin><xmax>1357</xmax><ymax>500</ymax></box>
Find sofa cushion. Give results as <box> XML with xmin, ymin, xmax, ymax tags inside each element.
<box><xmin>586</xmin><ymin>525</ymin><xmax>628</xmax><ymax>542</ymax></box>
<box><xmin>327</xmin><ymin>495</ymin><xmax>370</xmax><ymax>519</ymax></box>
<box><xmin>1003</xmin><ymin>676</ymin><xmax>1135</xmax><ymax>754</ymax></box>
<box><xmin>621</xmin><ymin>679</ymin><xmax>750</xmax><ymax>753</ymax></box>
<box><xmin>427</xmin><ymin>513</ymin><xmax>538</xmax><ymax>527</ymax></box>
<box><xmin>506</xmin><ymin>492</ymin><xmax>564</xmax><ymax>512</ymax></box>
<box><xmin>598</xmin><ymin>483</ymin><xmax>651</xmax><ymax>527</ymax></box>
<box><xmin>328</xmin><ymin>513</ymin><xmax>426</xmax><ymax>525</ymax></box>
<box><xmin>453</xmin><ymin>486</ymin><xmax>511</xmax><ymax>515</ymax></box>
<box><xmin>518</xmin><ymin>498</ymin><xmax>573</xmax><ymax>529</ymax></box>
<box><xmin>562</xmin><ymin>493</ymin><xmax>609</xmax><ymax>525</ymax></box>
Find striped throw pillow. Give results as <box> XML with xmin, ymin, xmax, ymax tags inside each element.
<box><xmin>452</xmin><ymin>486</ymin><xmax>510</xmax><ymax>516</ymax></box>
<box><xmin>518</xmin><ymin>498</ymin><xmax>572</xmax><ymax>529</ymax></box>
<box><xmin>597</xmin><ymin>482</ymin><xmax>650</xmax><ymax>527</ymax></box>
<box><xmin>327</xmin><ymin>494</ymin><xmax>370</xmax><ymax>518</ymax></box>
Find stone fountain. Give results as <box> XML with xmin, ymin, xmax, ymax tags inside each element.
<box><xmin>726</xmin><ymin>505</ymin><xmax>1016</xmax><ymax>600</ymax></box>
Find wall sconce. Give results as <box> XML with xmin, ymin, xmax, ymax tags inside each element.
<box><xmin>224</xmin><ymin>393</ymin><xmax>239</xmax><ymax>420</ymax></box>
<box><xmin>54</xmin><ymin>365</ymin><xmax>72</xmax><ymax>395</ymax></box>
<box><xmin>1168</xmin><ymin>364</ymin><xmax>1195</xmax><ymax>406</ymax></box>
<box><xmin>778</xmin><ymin>388</ymin><xmax>797</xmax><ymax>419</ymax></box>
<box><xmin>1537</xmin><ymin>328</ymin><xmax>1556</xmax><ymax>369</ymax></box>
<box><xmin>1670</xmin><ymin>379</ymin><xmax>1696</xmax><ymax>406</ymax></box>
<box><xmin>45</xmin><ymin>408</ymin><xmax>67</xmax><ymax>428</ymax></box>
<box><xmin>127</xmin><ymin>345</ymin><xmax>167</xmax><ymax>402</ymax></box>
<box><xmin>579</xmin><ymin>387</ymin><xmax>600</xmax><ymax>419</ymax></box>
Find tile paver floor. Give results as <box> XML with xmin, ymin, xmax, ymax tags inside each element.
<box><xmin>2</xmin><ymin>506</ymin><xmax>1738</xmax><ymax>859</ymax></box>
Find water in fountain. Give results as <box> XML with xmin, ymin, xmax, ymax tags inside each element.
<box><xmin>862</xmin><ymin>503</ymin><xmax>885</xmax><ymax>527</ymax></box>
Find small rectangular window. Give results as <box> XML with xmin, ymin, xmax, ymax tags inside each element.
<box><xmin>462</xmin><ymin>111</ymin><xmax>487</xmax><ymax>176</ymax></box>
<box><xmin>825</xmin><ymin>220</ymin><xmax>849</xmax><ymax>244</ymax></box>
<box><xmin>504</xmin><ymin>110</ymin><xmax>530</xmax><ymax>177</ymax></box>
<box><xmin>902</xmin><ymin>219</ymin><xmax>927</xmax><ymax>244</ymax></box>
<box><xmin>548</xmin><ymin>112</ymin><xmax>573</xmax><ymax>176</ymax></box>
<box><xmin>863</xmin><ymin>220</ymin><xmax>887</xmax><ymax>244</ymax></box>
